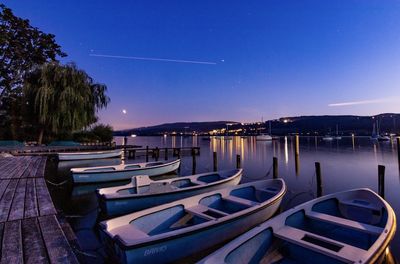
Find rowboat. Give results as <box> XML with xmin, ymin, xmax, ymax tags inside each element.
<box><xmin>256</xmin><ymin>134</ymin><xmax>272</xmax><ymax>141</ymax></box>
<box><xmin>98</xmin><ymin>169</ymin><xmax>243</xmax><ymax>216</ymax></box>
<box><xmin>199</xmin><ymin>188</ymin><xmax>396</xmax><ymax>264</ymax></box>
<box><xmin>71</xmin><ymin>159</ymin><xmax>180</xmax><ymax>183</ymax></box>
<box><xmin>58</xmin><ymin>149</ymin><xmax>122</xmax><ymax>161</ymax></box>
<box><xmin>100</xmin><ymin>179</ymin><xmax>286</xmax><ymax>264</ymax></box>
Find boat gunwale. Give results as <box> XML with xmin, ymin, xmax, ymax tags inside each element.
<box><xmin>99</xmin><ymin>169</ymin><xmax>243</xmax><ymax>200</ymax></box>
<box><xmin>72</xmin><ymin>159</ymin><xmax>181</xmax><ymax>174</ymax></box>
<box><xmin>58</xmin><ymin>149</ymin><xmax>122</xmax><ymax>156</ymax></box>
<box><xmin>105</xmin><ymin>179</ymin><xmax>287</xmax><ymax>250</ymax></box>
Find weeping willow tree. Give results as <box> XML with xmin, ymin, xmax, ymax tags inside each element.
<box><xmin>24</xmin><ymin>62</ymin><xmax>110</xmax><ymax>143</ymax></box>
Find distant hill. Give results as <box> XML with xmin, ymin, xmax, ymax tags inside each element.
<box><xmin>113</xmin><ymin>121</ymin><xmax>238</xmax><ymax>136</ymax></box>
<box><xmin>114</xmin><ymin>114</ymin><xmax>400</xmax><ymax>136</ymax></box>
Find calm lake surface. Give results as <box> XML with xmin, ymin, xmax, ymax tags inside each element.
<box><xmin>47</xmin><ymin>136</ymin><xmax>400</xmax><ymax>263</ymax></box>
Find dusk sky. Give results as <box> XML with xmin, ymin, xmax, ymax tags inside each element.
<box><xmin>4</xmin><ymin>1</ymin><xmax>400</xmax><ymax>129</ymax></box>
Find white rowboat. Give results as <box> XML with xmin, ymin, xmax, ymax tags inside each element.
<box><xmin>199</xmin><ymin>188</ymin><xmax>396</xmax><ymax>264</ymax></box>
<box><xmin>58</xmin><ymin>149</ymin><xmax>122</xmax><ymax>161</ymax></box>
<box><xmin>71</xmin><ymin>159</ymin><xmax>180</xmax><ymax>183</ymax></box>
<box><xmin>100</xmin><ymin>179</ymin><xmax>286</xmax><ymax>264</ymax></box>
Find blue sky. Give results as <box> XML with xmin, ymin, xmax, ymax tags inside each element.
<box><xmin>4</xmin><ymin>0</ymin><xmax>400</xmax><ymax>129</ymax></box>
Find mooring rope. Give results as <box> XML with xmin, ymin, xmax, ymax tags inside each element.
<box><xmin>241</xmin><ymin>164</ymin><xmax>273</xmax><ymax>180</ymax></box>
<box><xmin>46</xmin><ymin>179</ymin><xmax>69</xmax><ymax>186</ymax></box>
<box><xmin>72</xmin><ymin>245</ymin><xmax>100</xmax><ymax>259</ymax></box>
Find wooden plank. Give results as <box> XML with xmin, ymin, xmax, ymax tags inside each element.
<box><xmin>36</xmin><ymin>178</ymin><xmax>56</xmax><ymax>216</ymax></box>
<box><xmin>0</xmin><ymin>180</ymin><xmax>10</xmax><ymax>201</ymax></box>
<box><xmin>36</xmin><ymin>157</ymin><xmax>47</xmax><ymax>178</ymax></box>
<box><xmin>8</xmin><ymin>178</ymin><xmax>27</xmax><ymax>221</ymax></box>
<box><xmin>30</xmin><ymin>157</ymin><xmax>42</xmax><ymax>178</ymax></box>
<box><xmin>24</xmin><ymin>178</ymin><xmax>39</xmax><ymax>218</ymax></box>
<box><xmin>22</xmin><ymin>217</ymin><xmax>49</xmax><ymax>264</ymax></box>
<box><xmin>1</xmin><ymin>220</ymin><xmax>23</xmax><ymax>263</ymax></box>
<box><xmin>0</xmin><ymin>222</ymin><xmax>4</xmax><ymax>254</ymax></box>
<box><xmin>0</xmin><ymin>180</ymin><xmax>19</xmax><ymax>222</ymax></box>
<box><xmin>0</xmin><ymin>159</ymin><xmax>15</xmax><ymax>179</ymax></box>
<box><xmin>13</xmin><ymin>157</ymin><xmax>31</xmax><ymax>179</ymax></box>
<box><xmin>39</xmin><ymin>215</ymin><xmax>79</xmax><ymax>264</ymax></box>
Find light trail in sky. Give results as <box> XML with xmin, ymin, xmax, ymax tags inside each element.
<box><xmin>328</xmin><ymin>98</ymin><xmax>393</xmax><ymax>107</ymax></box>
<box><xmin>89</xmin><ymin>53</ymin><xmax>217</xmax><ymax>65</ymax></box>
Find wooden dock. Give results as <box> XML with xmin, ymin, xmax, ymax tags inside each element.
<box><xmin>0</xmin><ymin>156</ymin><xmax>79</xmax><ymax>263</ymax></box>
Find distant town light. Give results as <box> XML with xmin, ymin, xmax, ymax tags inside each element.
<box><xmin>130</xmin><ymin>134</ymin><xmax>136</xmax><ymax>137</ymax></box>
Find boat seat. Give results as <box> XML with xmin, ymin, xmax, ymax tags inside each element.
<box><xmin>274</xmin><ymin>226</ymin><xmax>368</xmax><ymax>263</ymax></box>
<box><xmin>186</xmin><ymin>205</ymin><xmax>228</xmax><ymax>220</ymax></box>
<box><xmin>225</xmin><ymin>195</ymin><xmax>259</xmax><ymax>207</ymax></box>
<box><xmin>190</xmin><ymin>180</ymin><xmax>207</xmax><ymax>185</ymax></box>
<box><xmin>113</xmin><ymin>225</ymin><xmax>149</xmax><ymax>244</ymax></box>
<box><xmin>340</xmin><ymin>199</ymin><xmax>381</xmax><ymax>212</ymax></box>
<box><xmin>306</xmin><ymin>210</ymin><xmax>384</xmax><ymax>235</ymax></box>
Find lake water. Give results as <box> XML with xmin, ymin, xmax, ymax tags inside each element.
<box><xmin>47</xmin><ymin>135</ymin><xmax>400</xmax><ymax>263</ymax></box>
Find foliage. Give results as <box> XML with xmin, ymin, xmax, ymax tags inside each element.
<box><xmin>0</xmin><ymin>3</ymin><xmax>66</xmax><ymax>139</ymax></box>
<box><xmin>73</xmin><ymin>124</ymin><xmax>114</xmax><ymax>143</ymax></box>
<box><xmin>91</xmin><ymin>124</ymin><xmax>114</xmax><ymax>142</ymax></box>
<box><xmin>24</xmin><ymin>62</ymin><xmax>110</xmax><ymax>143</ymax></box>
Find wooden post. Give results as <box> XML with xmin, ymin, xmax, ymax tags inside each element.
<box><xmin>213</xmin><ymin>151</ymin><xmax>218</xmax><ymax>172</ymax></box>
<box><xmin>294</xmin><ymin>135</ymin><xmax>300</xmax><ymax>175</ymax></box>
<box><xmin>378</xmin><ymin>165</ymin><xmax>385</xmax><ymax>198</ymax></box>
<box><xmin>273</xmin><ymin>157</ymin><xmax>278</xmax><ymax>179</ymax></box>
<box><xmin>192</xmin><ymin>148</ymin><xmax>196</xmax><ymax>174</ymax></box>
<box><xmin>397</xmin><ymin>138</ymin><xmax>400</xmax><ymax>166</ymax></box>
<box><xmin>177</xmin><ymin>148</ymin><xmax>181</xmax><ymax>159</ymax></box>
<box><xmin>155</xmin><ymin>147</ymin><xmax>159</xmax><ymax>161</ymax></box>
<box><xmin>236</xmin><ymin>154</ymin><xmax>241</xmax><ymax>169</ymax></box>
<box><xmin>315</xmin><ymin>162</ymin><xmax>323</xmax><ymax>197</ymax></box>
<box><xmin>132</xmin><ymin>149</ymin><xmax>136</xmax><ymax>159</ymax></box>
<box><xmin>164</xmin><ymin>148</ymin><xmax>168</xmax><ymax>160</ymax></box>
<box><xmin>146</xmin><ymin>146</ymin><xmax>149</xmax><ymax>162</ymax></box>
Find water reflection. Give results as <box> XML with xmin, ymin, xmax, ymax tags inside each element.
<box><xmin>47</xmin><ymin>136</ymin><xmax>400</xmax><ymax>262</ymax></box>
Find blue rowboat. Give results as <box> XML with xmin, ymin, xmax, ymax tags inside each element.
<box><xmin>98</xmin><ymin>169</ymin><xmax>243</xmax><ymax>216</ymax></box>
<box><xmin>100</xmin><ymin>179</ymin><xmax>286</xmax><ymax>264</ymax></box>
<box><xmin>199</xmin><ymin>188</ymin><xmax>396</xmax><ymax>264</ymax></box>
<box><xmin>71</xmin><ymin>159</ymin><xmax>180</xmax><ymax>183</ymax></box>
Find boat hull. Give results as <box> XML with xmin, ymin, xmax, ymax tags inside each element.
<box><xmin>107</xmin><ymin>197</ymin><xmax>282</xmax><ymax>264</ymax></box>
<box><xmin>99</xmin><ymin>176</ymin><xmax>242</xmax><ymax>216</ymax></box>
<box><xmin>72</xmin><ymin>160</ymin><xmax>180</xmax><ymax>183</ymax></box>
<box><xmin>58</xmin><ymin>149</ymin><xmax>122</xmax><ymax>161</ymax></box>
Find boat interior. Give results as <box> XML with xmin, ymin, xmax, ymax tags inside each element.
<box><xmin>79</xmin><ymin>161</ymin><xmax>171</xmax><ymax>172</ymax></box>
<box><xmin>115</xmin><ymin>173</ymin><xmax>228</xmax><ymax>195</ymax></box>
<box><xmin>125</xmin><ymin>185</ymin><xmax>281</xmax><ymax>238</ymax></box>
<box><xmin>221</xmin><ymin>195</ymin><xmax>388</xmax><ymax>264</ymax></box>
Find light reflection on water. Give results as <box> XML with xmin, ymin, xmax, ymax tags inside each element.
<box><xmin>48</xmin><ymin>136</ymin><xmax>400</xmax><ymax>262</ymax></box>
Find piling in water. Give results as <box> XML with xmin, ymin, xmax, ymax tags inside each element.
<box><xmin>294</xmin><ymin>135</ymin><xmax>300</xmax><ymax>175</ymax></box>
<box><xmin>213</xmin><ymin>152</ymin><xmax>218</xmax><ymax>172</ymax></box>
<box><xmin>192</xmin><ymin>148</ymin><xmax>196</xmax><ymax>174</ymax></box>
<box><xmin>164</xmin><ymin>148</ymin><xmax>168</xmax><ymax>160</ymax></box>
<box><xmin>146</xmin><ymin>146</ymin><xmax>149</xmax><ymax>162</ymax></box>
<box><xmin>397</xmin><ymin>138</ymin><xmax>400</xmax><ymax>167</ymax></box>
<box><xmin>155</xmin><ymin>147</ymin><xmax>159</xmax><ymax>161</ymax></box>
<box><xmin>378</xmin><ymin>165</ymin><xmax>385</xmax><ymax>198</ymax></box>
<box><xmin>315</xmin><ymin>162</ymin><xmax>323</xmax><ymax>197</ymax></box>
<box><xmin>236</xmin><ymin>154</ymin><xmax>241</xmax><ymax>169</ymax></box>
<box><xmin>273</xmin><ymin>157</ymin><xmax>278</xmax><ymax>179</ymax></box>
